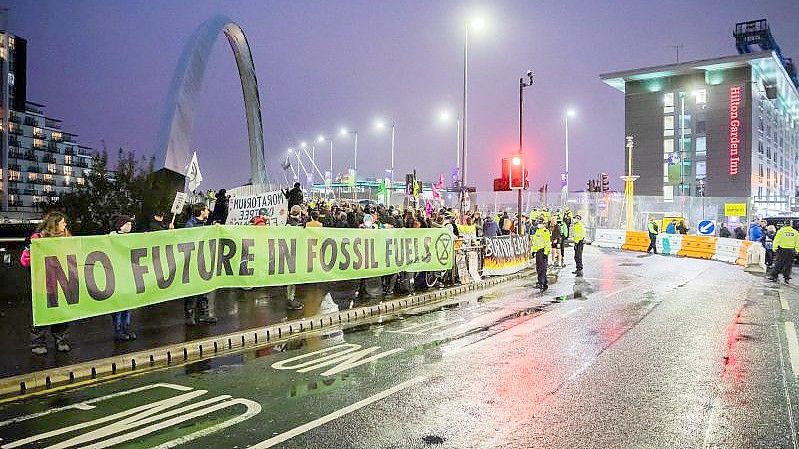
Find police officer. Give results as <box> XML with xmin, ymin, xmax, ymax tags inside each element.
<box><xmin>572</xmin><ymin>215</ymin><xmax>586</xmax><ymax>277</ymax></box>
<box><xmin>532</xmin><ymin>220</ymin><xmax>552</xmax><ymax>291</ymax></box>
<box><xmin>768</xmin><ymin>221</ymin><xmax>798</xmax><ymax>284</ymax></box>
<box><xmin>647</xmin><ymin>217</ymin><xmax>659</xmax><ymax>254</ymax></box>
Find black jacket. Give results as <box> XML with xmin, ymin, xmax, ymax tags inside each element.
<box><xmin>284</xmin><ymin>187</ymin><xmax>303</xmax><ymax>209</ymax></box>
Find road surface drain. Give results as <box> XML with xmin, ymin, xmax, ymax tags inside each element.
<box><xmin>422</xmin><ymin>435</ymin><xmax>446</xmax><ymax>445</ymax></box>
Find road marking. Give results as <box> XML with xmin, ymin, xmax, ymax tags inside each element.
<box><xmin>562</xmin><ymin>307</ymin><xmax>583</xmax><ymax>318</ymax></box>
<box><xmin>249</xmin><ymin>376</ymin><xmax>426</xmax><ymax>449</ymax></box>
<box><xmin>271</xmin><ymin>343</ymin><xmax>404</xmax><ymax>376</ymax></box>
<box><xmin>785</xmin><ymin>322</ymin><xmax>799</xmax><ymax>377</ymax></box>
<box><xmin>780</xmin><ymin>289</ymin><xmax>790</xmax><ymax>311</ymax></box>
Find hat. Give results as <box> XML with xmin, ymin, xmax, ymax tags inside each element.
<box><xmin>113</xmin><ymin>215</ymin><xmax>133</xmax><ymax>231</ymax></box>
<box><xmin>250</xmin><ymin>215</ymin><xmax>267</xmax><ymax>226</ymax></box>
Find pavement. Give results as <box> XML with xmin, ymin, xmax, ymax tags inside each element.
<box><xmin>0</xmin><ymin>245</ymin><xmax>797</xmax><ymax>448</ymax></box>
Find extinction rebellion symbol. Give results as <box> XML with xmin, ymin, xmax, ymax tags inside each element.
<box><xmin>435</xmin><ymin>233</ymin><xmax>452</xmax><ymax>265</ymax></box>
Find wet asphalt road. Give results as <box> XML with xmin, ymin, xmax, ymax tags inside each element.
<box><xmin>0</xmin><ymin>246</ymin><xmax>796</xmax><ymax>448</ymax></box>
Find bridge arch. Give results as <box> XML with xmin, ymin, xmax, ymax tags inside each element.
<box><xmin>155</xmin><ymin>15</ymin><xmax>268</xmax><ymax>184</ymax></box>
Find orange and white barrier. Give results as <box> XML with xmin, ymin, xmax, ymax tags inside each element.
<box><xmin>596</xmin><ymin>229</ymin><xmax>763</xmax><ymax>268</ymax></box>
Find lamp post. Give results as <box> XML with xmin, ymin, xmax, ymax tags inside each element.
<box><xmin>460</xmin><ymin>17</ymin><xmax>485</xmax><ymax>214</ymax></box>
<box><xmin>563</xmin><ymin>109</ymin><xmax>576</xmax><ymax>205</ymax></box>
<box><xmin>317</xmin><ymin>134</ymin><xmax>332</xmax><ymax>181</ymax></box>
<box><xmin>439</xmin><ymin>110</ymin><xmax>461</xmax><ymax>183</ymax></box>
<box><xmin>518</xmin><ymin>71</ymin><xmax>534</xmax><ymax>234</ymax></box>
<box><xmin>339</xmin><ymin>128</ymin><xmax>358</xmax><ymax>175</ymax></box>
<box><xmin>375</xmin><ymin>119</ymin><xmax>396</xmax><ymax>182</ymax></box>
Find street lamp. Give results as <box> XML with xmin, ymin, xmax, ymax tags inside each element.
<box><xmin>339</xmin><ymin>127</ymin><xmax>359</xmax><ymax>175</ymax></box>
<box><xmin>317</xmin><ymin>134</ymin><xmax>333</xmax><ymax>179</ymax></box>
<box><xmin>564</xmin><ymin>108</ymin><xmax>576</xmax><ymax>203</ymax></box>
<box><xmin>439</xmin><ymin>110</ymin><xmax>461</xmax><ymax>179</ymax></box>
<box><xmin>517</xmin><ymin>70</ymin><xmax>534</xmax><ymax>234</ymax></box>
<box><xmin>460</xmin><ymin>16</ymin><xmax>485</xmax><ymax>214</ymax></box>
<box><xmin>374</xmin><ymin>118</ymin><xmax>396</xmax><ymax>182</ymax></box>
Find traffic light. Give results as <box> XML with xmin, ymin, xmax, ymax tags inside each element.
<box><xmin>601</xmin><ymin>172</ymin><xmax>610</xmax><ymax>192</ymax></box>
<box><xmin>494</xmin><ymin>157</ymin><xmax>511</xmax><ymax>191</ymax></box>
<box><xmin>509</xmin><ymin>155</ymin><xmax>527</xmax><ymax>190</ymax></box>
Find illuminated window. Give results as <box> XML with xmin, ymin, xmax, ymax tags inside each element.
<box><xmin>33</xmin><ymin>127</ymin><xmax>44</xmax><ymax>138</ymax></box>
<box><xmin>63</xmin><ymin>166</ymin><xmax>72</xmax><ymax>176</ymax></box>
<box><xmin>51</xmin><ymin>132</ymin><xmax>62</xmax><ymax>141</ymax></box>
<box><xmin>694</xmin><ymin>89</ymin><xmax>707</xmax><ymax>105</ymax></box>
<box><xmin>77</xmin><ymin>177</ymin><xmax>85</xmax><ymax>186</ymax></box>
<box><xmin>64</xmin><ymin>176</ymin><xmax>71</xmax><ymax>186</ymax></box>
<box><xmin>758</xmin><ymin>140</ymin><xmax>764</xmax><ymax>154</ymax></box>
<box><xmin>696</xmin><ymin>161</ymin><xmax>706</xmax><ymax>179</ymax></box>
<box><xmin>64</xmin><ymin>155</ymin><xmax>72</xmax><ymax>165</ymax></box>
<box><xmin>664</xmin><ymin>116</ymin><xmax>674</xmax><ymax>136</ymax></box>
<box><xmin>664</xmin><ymin>138</ymin><xmax>674</xmax><ymax>153</ymax></box>
<box><xmin>28</xmin><ymin>172</ymin><xmax>36</xmax><ymax>182</ymax></box>
<box><xmin>695</xmin><ymin>137</ymin><xmax>706</xmax><ymax>158</ymax></box>
<box><xmin>663</xmin><ymin>93</ymin><xmax>674</xmax><ymax>114</ymax></box>
<box><xmin>663</xmin><ymin>185</ymin><xmax>674</xmax><ymax>201</ymax></box>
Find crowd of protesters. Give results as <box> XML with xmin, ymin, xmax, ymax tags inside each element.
<box><xmin>19</xmin><ymin>182</ymin><xmax>583</xmax><ymax>355</ymax></box>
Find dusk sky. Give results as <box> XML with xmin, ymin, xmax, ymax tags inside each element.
<box><xmin>8</xmin><ymin>0</ymin><xmax>799</xmax><ymax>195</ymax></box>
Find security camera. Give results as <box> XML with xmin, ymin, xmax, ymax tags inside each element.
<box><xmin>526</xmin><ymin>71</ymin><xmax>535</xmax><ymax>84</ymax></box>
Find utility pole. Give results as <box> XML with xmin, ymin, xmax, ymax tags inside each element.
<box><xmin>518</xmin><ymin>71</ymin><xmax>534</xmax><ymax>234</ymax></box>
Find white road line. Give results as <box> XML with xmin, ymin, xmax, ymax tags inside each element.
<box><xmin>781</xmin><ymin>290</ymin><xmax>790</xmax><ymax>311</ymax></box>
<box><xmin>248</xmin><ymin>376</ymin><xmax>426</xmax><ymax>449</ymax></box>
<box><xmin>562</xmin><ymin>307</ymin><xmax>583</xmax><ymax>317</ymax></box>
<box><xmin>784</xmin><ymin>322</ymin><xmax>799</xmax><ymax>377</ymax></box>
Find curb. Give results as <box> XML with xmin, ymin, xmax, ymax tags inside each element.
<box><xmin>0</xmin><ymin>269</ymin><xmax>532</xmax><ymax>400</ymax></box>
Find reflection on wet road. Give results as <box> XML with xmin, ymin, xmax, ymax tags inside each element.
<box><xmin>1</xmin><ymin>246</ymin><xmax>797</xmax><ymax>448</ymax></box>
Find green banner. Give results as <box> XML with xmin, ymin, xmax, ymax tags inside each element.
<box><xmin>30</xmin><ymin>226</ymin><xmax>454</xmax><ymax>326</ymax></box>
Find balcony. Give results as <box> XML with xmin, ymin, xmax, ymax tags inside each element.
<box><xmin>47</xmin><ymin>143</ymin><xmax>60</xmax><ymax>153</ymax></box>
<box><xmin>24</xmin><ymin>118</ymin><xmax>37</xmax><ymax>127</ymax></box>
<box><xmin>8</xmin><ymin>138</ymin><xmax>20</xmax><ymax>147</ymax></box>
<box><xmin>8</xmin><ymin>151</ymin><xmax>22</xmax><ymax>159</ymax></box>
<box><xmin>73</xmin><ymin>160</ymin><xmax>89</xmax><ymax>168</ymax></box>
<box><xmin>64</xmin><ymin>147</ymin><xmax>75</xmax><ymax>156</ymax></box>
<box><xmin>8</xmin><ymin>164</ymin><xmax>20</xmax><ymax>172</ymax></box>
<box><xmin>27</xmin><ymin>165</ymin><xmax>41</xmax><ymax>173</ymax></box>
<box><xmin>8</xmin><ymin>114</ymin><xmax>19</xmax><ymax>124</ymax></box>
<box><xmin>23</xmin><ymin>152</ymin><xmax>37</xmax><ymax>161</ymax></box>
<box><xmin>9</xmin><ymin>126</ymin><xmax>22</xmax><ymax>135</ymax></box>
<box><xmin>41</xmin><ymin>178</ymin><xmax>55</xmax><ymax>186</ymax></box>
<box><xmin>42</xmin><ymin>155</ymin><xmax>56</xmax><ymax>164</ymax></box>
<box><xmin>46</xmin><ymin>167</ymin><xmax>57</xmax><ymax>175</ymax></box>
<box><xmin>8</xmin><ymin>200</ymin><xmax>24</xmax><ymax>208</ymax></box>
<box><xmin>32</xmin><ymin>143</ymin><xmax>47</xmax><ymax>151</ymax></box>
<box><xmin>62</xmin><ymin>134</ymin><xmax>74</xmax><ymax>143</ymax></box>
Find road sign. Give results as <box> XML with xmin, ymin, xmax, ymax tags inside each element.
<box><xmin>724</xmin><ymin>203</ymin><xmax>747</xmax><ymax>217</ymax></box>
<box><xmin>698</xmin><ymin>220</ymin><xmax>716</xmax><ymax>236</ymax></box>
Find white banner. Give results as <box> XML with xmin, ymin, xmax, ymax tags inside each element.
<box><xmin>226</xmin><ymin>190</ymin><xmax>288</xmax><ymax>226</ymax></box>
<box><xmin>170</xmin><ymin>192</ymin><xmax>187</xmax><ymax>214</ymax></box>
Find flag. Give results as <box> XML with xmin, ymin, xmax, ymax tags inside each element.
<box><xmin>186</xmin><ymin>152</ymin><xmax>203</xmax><ymax>191</ymax></box>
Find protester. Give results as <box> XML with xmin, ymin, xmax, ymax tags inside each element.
<box><xmin>288</xmin><ymin>205</ymin><xmax>304</xmax><ymax>226</ymax></box>
<box><xmin>483</xmin><ymin>215</ymin><xmax>500</xmax><ymax>238</ymax></box>
<box><xmin>734</xmin><ymin>224</ymin><xmax>746</xmax><ymax>240</ymax></box>
<box><xmin>149</xmin><ymin>211</ymin><xmax>174</xmax><ymax>231</ymax></box>
<box><xmin>305</xmin><ymin>211</ymin><xmax>323</xmax><ymax>228</ymax></box>
<box><xmin>109</xmin><ymin>215</ymin><xmax>137</xmax><ymax>341</ymax></box>
<box><xmin>283</xmin><ymin>182</ymin><xmax>304</xmax><ymax>210</ymax></box>
<box><xmin>719</xmin><ymin>223</ymin><xmax>732</xmax><ymax>238</ymax></box>
<box><xmin>768</xmin><ymin>221</ymin><xmax>798</xmax><ymax>284</ymax></box>
<box><xmin>22</xmin><ymin>211</ymin><xmax>73</xmax><ymax>354</ymax></box>
<box><xmin>765</xmin><ymin>223</ymin><xmax>777</xmax><ymax>267</ymax></box>
<box><xmin>183</xmin><ymin>203</ymin><xmax>217</xmax><ymax>325</ymax></box>
<box><xmin>665</xmin><ymin>220</ymin><xmax>677</xmax><ymax>234</ymax></box>
<box><xmin>549</xmin><ymin>217</ymin><xmax>563</xmax><ymax>268</ymax></box>
<box><xmin>748</xmin><ymin>219</ymin><xmax>764</xmax><ymax>243</ymax></box>
<box><xmin>676</xmin><ymin>219</ymin><xmax>689</xmax><ymax>235</ymax></box>
<box><xmin>210</xmin><ymin>188</ymin><xmax>230</xmax><ymax>224</ymax></box>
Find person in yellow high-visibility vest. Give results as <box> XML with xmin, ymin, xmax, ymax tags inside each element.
<box><xmin>768</xmin><ymin>221</ymin><xmax>798</xmax><ymax>284</ymax></box>
<box><xmin>532</xmin><ymin>221</ymin><xmax>552</xmax><ymax>291</ymax></box>
<box><xmin>572</xmin><ymin>215</ymin><xmax>586</xmax><ymax>277</ymax></box>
